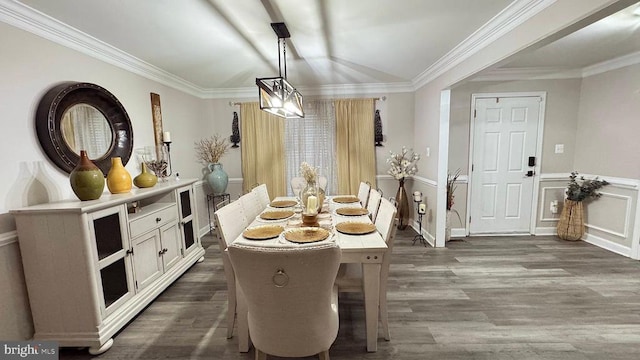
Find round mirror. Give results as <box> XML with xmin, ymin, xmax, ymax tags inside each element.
<box><xmin>36</xmin><ymin>82</ymin><xmax>133</xmax><ymax>175</ymax></box>
<box><xmin>60</xmin><ymin>104</ymin><xmax>114</xmax><ymax>158</ymax></box>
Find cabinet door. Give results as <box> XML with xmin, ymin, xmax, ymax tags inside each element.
<box><xmin>177</xmin><ymin>185</ymin><xmax>199</xmax><ymax>254</ymax></box>
<box><xmin>89</xmin><ymin>206</ymin><xmax>135</xmax><ymax>316</ymax></box>
<box><xmin>131</xmin><ymin>231</ymin><xmax>163</xmax><ymax>291</ymax></box>
<box><xmin>160</xmin><ymin>222</ymin><xmax>182</xmax><ymax>271</ymax></box>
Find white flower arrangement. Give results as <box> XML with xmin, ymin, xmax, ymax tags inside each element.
<box><xmin>299</xmin><ymin>161</ymin><xmax>318</xmax><ymax>183</ymax></box>
<box><xmin>387</xmin><ymin>146</ymin><xmax>420</xmax><ymax>180</ymax></box>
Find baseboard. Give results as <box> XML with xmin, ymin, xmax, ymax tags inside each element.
<box><xmin>583</xmin><ymin>233</ymin><xmax>632</xmax><ymax>258</ymax></box>
<box><xmin>451</xmin><ymin>228</ymin><xmax>466</xmax><ymax>238</ymax></box>
<box><xmin>535</xmin><ymin>227</ymin><xmax>558</xmax><ymax>236</ymax></box>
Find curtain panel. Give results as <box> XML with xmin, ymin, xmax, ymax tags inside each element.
<box><xmin>334</xmin><ymin>99</ymin><xmax>376</xmax><ymax>195</ymax></box>
<box><xmin>240</xmin><ymin>102</ymin><xmax>287</xmax><ymax>198</ymax></box>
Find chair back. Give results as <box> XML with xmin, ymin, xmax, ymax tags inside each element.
<box><xmin>366</xmin><ymin>188</ymin><xmax>383</xmax><ymax>222</ymax></box>
<box><xmin>375</xmin><ymin>197</ymin><xmax>398</xmax><ymax>245</ymax></box>
<box><xmin>317</xmin><ymin>176</ymin><xmax>328</xmax><ymax>193</ymax></box>
<box><xmin>357</xmin><ymin>182</ymin><xmax>371</xmax><ymax>208</ymax></box>
<box><xmin>290</xmin><ymin>177</ymin><xmax>306</xmax><ymax>198</ymax></box>
<box><xmin>251</xmin><ymin>184</ymin><xmax>270</xmax><ymax>209</ymax></box>
<box><xmin>228</xmin><ymin>243</ymin><xmax>341</xmax><ymax>358</ymax></box>
<box><xmin>214</xmin><ymin>200</ymin><xmax>247</xmax><ymax>250</ymax></box>
<box><xmin>239</xmin><ymin>191</ymin><xmax>262</xmax><ymax>221</ymax></box>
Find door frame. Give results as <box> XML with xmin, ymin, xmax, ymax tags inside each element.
<box><xmin>466</xmin><ymin>91</ymin><xmax>547</xmax><ymax>236</ymax></box>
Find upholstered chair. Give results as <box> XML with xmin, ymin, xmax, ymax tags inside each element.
<box><xmin>228</xmin><ymin>242</ymin><xmax>341</xmax><ymax>360</ymax></box>
<box><xmin>213</xmin><ymin>200</ymin><xmax>248</xmax><ymax>338</ymax></box>
<box><xmin>335</xmin><ymin>197</ymin><xmax>397</xmax><ymax>341</ymax></box>
<box><xmin>290</xmin><ymin>177</ymin><xmax>306</xmax><ymax>198</ymax></box>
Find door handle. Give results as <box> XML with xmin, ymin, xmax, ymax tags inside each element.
<box><xmin>524</xmin><ymin>170</ymin><xmax>535</xmax><ymax>177</ymax></box>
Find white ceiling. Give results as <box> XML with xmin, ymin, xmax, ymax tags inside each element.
<box><xmin>7</xmin><ymin>0</ymin><xmax>640</xmax><ymax>94</ymax></box>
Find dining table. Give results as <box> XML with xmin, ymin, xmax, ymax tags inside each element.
<box><xmin>230</xmin><ymin>195</ymin><xmax>388</xmax><ymax>353</ymax></box>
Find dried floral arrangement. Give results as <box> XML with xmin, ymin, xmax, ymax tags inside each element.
<box><xmin>194</xmin><ymin>134</ymin><xmax>229</xmax><ymax>165</ymax></box>
<box><xmin>387</xmin><ymin>146</ymin><xmax>420</xmax><ymax>180</ymax></box>
<box><xmin>566</xmin><ymin>171</ymin><xmax>609</xmax><ymax>201</ymax></box>
<box><xmin>300</xmin><ymin>161</ymin><xmax>319</xmax><ymax>183</ymax></box>
<box><xmin>447</xmin><ymin>169</ymin><xmax>461</xmax><ymax>211</ymax></box>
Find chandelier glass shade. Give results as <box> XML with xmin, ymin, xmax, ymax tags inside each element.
<box><xmin>256</xmin><ymin>23</ymin><xmax>304</xmax><ymax>118</ymax></box>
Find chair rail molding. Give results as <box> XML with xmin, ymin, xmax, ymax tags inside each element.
<box><xmin>0</xmin><ymin>230</ymin><xmax>18</xmax><ymax>248</ymax></box>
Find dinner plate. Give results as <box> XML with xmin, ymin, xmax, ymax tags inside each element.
<box><xmin>242</xmin><ymin>225</ymin><xmax>284</xmax><ymax>240</ymax></box>
<box><xmin>332</xmin><ymin>196</ymin><xmax>360</xmax><ymax>204</ymax></box>
<box><xmin>283</xmin><ymin>227</ymin><xmax>331</xmax><ymax>244</ymax></box>
<box><xmin>269</xmin><ymin>199</ymin><xmax>298</xmax><ymax>208</ymax></box>
<box><xmin>336</xmin><ymin>207</ymin><xmax>369</xmax><ymax>216</ymax></box>
<box><xmin>335</xmin><ymin>222</ymin><xmax>377</xmax><ymax>235</ymax></box>
<box><xmin>259</xmin><ymin>210</ymin><xmax>295</xmax><ymax>221</ymax></box>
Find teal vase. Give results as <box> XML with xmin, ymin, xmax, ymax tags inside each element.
<box><xmin>206</xmin><ymin>163</ymin><xmax>228</xmax><ymax>195</ymax></box>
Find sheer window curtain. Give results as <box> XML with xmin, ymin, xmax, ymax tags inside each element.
<box><xmin>284</xmin><ymin>100</ymin><xmax>337</xmax><ymax>195</ymax></box>
<box><xmin>240</xmin><ymin>102</ymin><xmax>287</xmax><ymax>198</ymax></box>
<box><xmin>335</xmin><ymin>99</ymin><xmax>376</xmax><ymax>195</ymax></box>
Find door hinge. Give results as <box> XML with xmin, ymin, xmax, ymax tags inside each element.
<box><xmin>496</xmin><ymin>97</ymin><xmax>500</xmax><ymax>103</ymax></box>
<box><xmin>473</xmin><ymin>109</ymin><xmax>476</xmax><ymax>118</ymax></box>
<box><xmin>471</xmin><ymin>164</ymin><xmax>474</xmax><ymax>171</ymax></box>
<box><xmin>135</xmin><ymin>281</ymin><xmax>138</xmax><ymax>291</ymax></box>
<box><xmin>180</xmin><ymin>248</ymin><xmax>184</xmax><ymax>256</ymax></box>
<box><xmin>469</xmin><ymin>216</ymin><xmax>472</xmax><ymax>223</ymax></box>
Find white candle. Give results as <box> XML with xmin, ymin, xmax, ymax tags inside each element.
<box><xmin>413</xmin><ymin>191</ymin><xmax>422</xmax><ymax>202</ymax></box>
<box><xmin>419</xmin><ymin>203</ymin><xmax>426</xmax><ymax>214</ymax></box>
<box><xmin>307</xmin><ymin>195</ymin><xmax>318</xmax><ymax>214</ymax></box>
<box><xmin>163</xmin><ymin>131</ymin><xmax>171</xmax><ymax>142</ymax></box>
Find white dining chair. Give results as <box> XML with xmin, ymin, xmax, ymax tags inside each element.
<box><xmin>213</xmin><ymin>200</ymin><xmax>248</xmax><ymax>338</ymax></box>
<box><xmin>228</xmin><ymin>242</ymin><xmax>341</xmax><ymax>360</ymax></box>
<box><xmin>290</xmin><ymin>177</ymin><xmax>306</xmax><ymax>198</ymax></box>
<box><xmin>357</xmin><ymin>181</ymin><xmax>371</xmax><ymax>208</ymax></box>
<box><xmin>366</xmin><ymin>187</ymin><xmax>383</xmax><ymax>222</ymax></box>
<box><xmin>251</xmin><ymin>183</ymin><xmax>271</xmax><ymax>209</ymax></box>
<box><xmin>239</xmin><ymin>191</ymin><xmax>262</xmax><ymax>221</ymax></box>
<box><xmin>335</xmin><ymin>197</ymin><xmax>397</xmax><ymax>341</ymax></box>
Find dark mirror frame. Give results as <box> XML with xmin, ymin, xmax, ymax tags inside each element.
<box><xmin>36</xmin><ymin>82</ymin><xmax>134</xmax><ymax>175</ymax></box>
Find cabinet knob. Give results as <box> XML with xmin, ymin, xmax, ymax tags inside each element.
<box><xmin>156</xmin><ymin>217</ymin><xmax>162</xmax><ymax>222</ymax></box>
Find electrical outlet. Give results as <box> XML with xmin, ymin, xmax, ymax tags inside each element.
<box><xmin>550</xmin><ymin>200</ymin><xmax>558</xmax><ymax>214</ymax></box>
<box><xmin>425</xmin><ymin>147</ymin><xmax>430</xmax><ymax>157</ymax></box>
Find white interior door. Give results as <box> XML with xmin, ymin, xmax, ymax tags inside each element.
<box><xmin>469</xmin><ymin>96</ymin><xmax>541</xmax><ymax>234</ymax></box>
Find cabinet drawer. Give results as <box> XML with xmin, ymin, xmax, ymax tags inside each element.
<box><xmin>129</xmin><ymin>205</ymin><xmax>177</xmax><ymax>238</ymax></box>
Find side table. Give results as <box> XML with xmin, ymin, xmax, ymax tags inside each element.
<box><xmin>206</xmin><ymin>193</ymin><xmax>231</xmax><ymax>234</ymax></box>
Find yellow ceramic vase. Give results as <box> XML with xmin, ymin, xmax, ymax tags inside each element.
<box><xmin>107</xmin><ymin>157</ymin><xmax>132</xmax><ymax>194</ymax></box>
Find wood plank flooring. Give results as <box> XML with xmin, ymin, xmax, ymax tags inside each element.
<box><xmin>60</xmin><ymin>231</ymin><xmax>640</xmax><ymax>359</ymax></box>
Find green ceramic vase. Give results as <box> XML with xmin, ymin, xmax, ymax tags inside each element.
<box><xmin>69</xmin><ymin>150</ymin><xmax>105</xmax><ymax>201</ymax></box>
<box><xmin>133</xmin><ymin>162</ymin><xmax>158</xmax><ymax>188</ymax></box>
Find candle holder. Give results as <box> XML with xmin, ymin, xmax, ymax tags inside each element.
<box><xmin>412</xmin><ymin>191</ymin><xmax>427</xmax><ymax>246</ymax></box>
<box><xmin>302</xmin><ymin>212</ymin><xmax>319</xmax><ymax>227</ymax></box>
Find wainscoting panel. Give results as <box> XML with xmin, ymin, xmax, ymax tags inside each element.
<box><xmin>0</xmin><ymin>231</ymin><xmax>34</xmax><ymax>340</ymax></box>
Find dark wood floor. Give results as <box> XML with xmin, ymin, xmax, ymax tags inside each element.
<box><xmin>60</xmin><ymin>230</ymin><xmax>640</xmax><ymax>359</ymax></box>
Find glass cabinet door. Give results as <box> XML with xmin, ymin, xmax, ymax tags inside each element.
<box><xmin>89</xmin><ymin>206</ymin><xmax>134</xmax><ymax>316</ymax></box>
<box><xmin>177</xmin><ymin>186</ymin><xmax>198</xmax><ymax>254</ymax></box>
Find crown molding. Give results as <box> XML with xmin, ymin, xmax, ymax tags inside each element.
<box><xmin>412</xmin><ymin>0</ymin><xmax>556</xmax><ymax>89</ymax></box>
<box><xmin>582</xmin><ymin>50</ymin><xmax>640</xmax><ymax>77</ymax></box>
<box><xmin>471</xmin><ymin>67</ymin><xmax>583</xmax><ymax>81</ymax></box>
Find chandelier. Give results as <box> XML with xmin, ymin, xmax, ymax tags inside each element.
<box><xmin>256</xmin><ymin>22</ymin><xmax>304</xmax><ymax>118</ymax></box>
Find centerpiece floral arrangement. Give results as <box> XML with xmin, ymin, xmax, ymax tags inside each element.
<box><xmin>194</xmin><ymin>134</ymin><xmax>229</xmax><ymax>165</ymax></box>
<box><xmin>387</xmin><ymin>146</ymin><xmax>420</xmax><ymax>180</ymax></box>
<box><xmin>299</xmin><ymin>161</ymin><xmax>319</xmax><ymax>183</ymax></box>
<box><xmin>565</xmin><ymin>171</ymin><xmax>609</xmax><ymax>201</ymax></box>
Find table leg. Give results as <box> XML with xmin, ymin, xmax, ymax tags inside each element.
<box><xmin>362</xmin><ymin>262</ymin><xmax>381</xmax><ymax>352</ymax></box>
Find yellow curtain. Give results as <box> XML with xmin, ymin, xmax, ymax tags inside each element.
<box><xmin>240</xmin><ymin>103</ymin><xmax>287</xmax><ymax>198</ymax></box>
<box><xmin>335</xmin><ymin>99</ymin><xmax>376</xmax><ymax>195</ymax></box>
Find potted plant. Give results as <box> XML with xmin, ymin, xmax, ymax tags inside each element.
<box><xmin>195</xmin><ymin>134</ymin><xmax>230</xmax><ymax>195</ymax></box>
<box><xmin>557</xmin><ymin>171</ymin><xmax>608</xmax><ymax>241</ymax></box>
<box><xmin>446</xmin><ymin>169</ymin><xmax>461</xmax><ymax>242</ymax></box>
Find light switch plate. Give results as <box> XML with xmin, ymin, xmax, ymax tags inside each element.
<box><xmin>555</xmin><ymin>144</ymin><xmax>564</xmax><ymax>154</ymax></box>
<box><xmin>425</xmin><ymin>147</ymin><xmax>430</xmax><ymax>157</ymax></box>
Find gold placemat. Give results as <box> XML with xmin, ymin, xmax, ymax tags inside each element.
<box><xmin>284</xmin><ymin>227</ymin><xmax>330</xmax><ymax>244</ymax></box>
<box><xmin>335</xmin><ymin>222</ymin><xmax>377</xmax><ymax>235</ymax></box>
<box><xmin>243</xmin><ymin>225</ymin><xmax>284</xmax><ymax>240</ymax></box>
<box><xmin>260</xmin><ymin>210</ymin><xmax>295</xmax><ymax>220</ymax></box>
<box><xmin>270</xmin><ymin>200</ymin><xmax>298</xmax><ymax>208</ymax></box>
<box><xmin>332</xmin><ymin>196</ymin><xmax>360</xmax><ymax>204</ymax></box>
<box><xmin>336</xmin><ymin>207</ymin><xmax>369</xmax><ymax>216</ymax></box>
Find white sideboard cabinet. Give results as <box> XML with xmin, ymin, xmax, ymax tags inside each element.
<box><xmin>11</xmin><ymin>179</ymin><xmax>205</xmax><ymax>355</ymax></box>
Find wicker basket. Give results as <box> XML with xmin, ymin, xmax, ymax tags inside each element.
<box><xmin>557</xmin><ymin>199</ymin><xmax>584</xmax><ymax>241</ymax></box>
